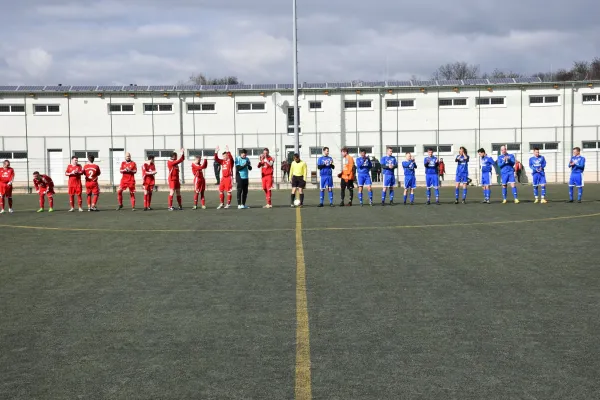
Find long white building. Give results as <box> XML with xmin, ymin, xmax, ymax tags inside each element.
<box><xmin>1</xmin><ymin>78</ymin><xmax>599</xmax><ymax>188</ymax></box>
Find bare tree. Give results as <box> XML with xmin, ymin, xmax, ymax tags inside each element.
<box><xmin>590</xmin><ymin>57</ymin><xmax>600</xmax><ymax>80</ymax></box>
<box><xmin>554</xmin><ymin>69</ymin><xmax>574</xmax><ymax>81</ymax></box>
<box><xmin>483</xmin><ymin>68</ymin><xmax>524</xmax><ymax>79</ymax></box>
<box><xmin>188</xmin><ymin>73</ymin><xmax>241</xmax><ymax>85</ymax></box>
<box><xmin>571</xmin><ymin>61</ymin><xmax>590</xmax><ymax>80</ymax></box>
<box><xmin>432</xmin><ymin>62</ymin><xmax>480</xmax><ymax>80</ymax></box>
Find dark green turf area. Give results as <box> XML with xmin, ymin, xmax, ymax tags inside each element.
<box><xmin>1</xmin><ymin>184</ymin><xmax>599</xmax><ymax>399</ymax></box>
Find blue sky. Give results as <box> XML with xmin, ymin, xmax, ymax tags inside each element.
<box><xmin>1</xmin><ymin>0</ymin><xmax>599</xmax><ymax>85</ymax></box>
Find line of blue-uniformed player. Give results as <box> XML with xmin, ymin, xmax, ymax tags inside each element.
<box><xmin>315</xmin><ymin>145</ymin><xmax>587</xmax><ymax>206</ymax></box>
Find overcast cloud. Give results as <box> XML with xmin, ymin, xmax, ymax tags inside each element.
<box><xmin>1</xmin><ymin>0</ymin><xmax>599</xmax><ymax>85</ymax></box>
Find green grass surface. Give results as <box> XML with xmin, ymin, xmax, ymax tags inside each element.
<box><xmin>1</xmin><ymin>185</ymin><xmax>599</xmax><ymax>399</ymax></box>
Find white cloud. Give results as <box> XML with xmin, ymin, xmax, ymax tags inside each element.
<box><xmin>137</xmin><ymin>24</ymin><xmax>193</xmax><ymax>38</ymax></box>
<box><xmin>4</xmin><ymin>48</ymin><xmax>53</xmax><ymax>78</ymax></box>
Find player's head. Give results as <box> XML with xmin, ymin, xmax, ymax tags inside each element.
<box><xmin>386</xmin><ymin>147</ymin><xmax>393</xmax><ymax>156</ymax></box>
<box><xmin>478</xmin><ymin>148</ymin><xmax>486</xmax><ymax>157</ymax></box>
<box><xmin>440</xmin><ymin>158</ymin><xmax>443</xmax><ymax>162</ymax></box>
<box><xmin>240</xmin><ymin>149</ymin><xmax>247</xmax><ymax>159</ymax></box>
<box><xmin>459</xmin><ymin>146</ymin><xmax>467</xmax><ymax>156</ymax></box>
<box><xmin>125</xmin><ymin>152</ymin><xmax>131</xmax><ymax>161</ymax></box>
<box><xmin>427</xmin><ymin>148</ymin><xmax>433</xmax><ymax>157</ymax></box>
<box><xmin>405</xmin><ymin>152</ymin><xmax>411</xmax><ymax>160</ymax></box>
<box><xmin>500</xmin><ymin>145</ymin><xmax>507</xmax><ymax>155</ymax></box>
<box><xmin>573</xmin><ymin>147</ymin><xmax>581</xmax><ymax>156</ymax></box>
<box><xmin>170</xmin><ymin>151</ymin><xmax>178</xmax><ymax>160</ymax></box>
<box><xmin>88</xmin><ymin>154</ymin><xmax>95</xmax><ymax>163</ymax></box>
<box><xmin>533</xmin><ymin>147</ymin><xmax>540</xmax><ymax>157</ymax></box>
<box><xmin>3</xmin><ymin>160</ymin><xmax>9</xmax><ymax>168</ymax></box>
<box><xmin>194</xmin><ymin>154</ymin><xmax>201</xmax><ymax>163</ymax></box>
<box><xmin>323</xmin><ymin>147</ymin><xmax>329</xmax><ymax>156</ymax></box>
<box><xmin>263</xmin><ymin>148</ymin><xmax>269</xmax><ymax>157</ymax></box>
<box><xmin>147</xmin><ymin>154</ymin><xmax>154</xmax><ymax>163</ymax></box>
<box><xmin>341</xmin><ymin>147</ymin><xmax>348</xmax><ymax>157</ymax></box>
<box><xmin>33</xmin><ymin>171</ymin><xmax>40</xmax><ymax>180</ymax></box>
<box><xmin>71</xmin><ymin>156</ymin><xmax>78</xmax><ymax>165</ymax></box>
<box><xmin>293</xmin><ymin>153</ymin><xmax>300</xmax><ymax>162</ymax></box>
<box><xmin>222</xmin><ymin>152</ymin><xmax>227</xmax><ymax>156</ymax></box>
<box><xmin>360</xmin><ymin>149</ymin><xmax>366</xmax><ymax>158</ymax></box>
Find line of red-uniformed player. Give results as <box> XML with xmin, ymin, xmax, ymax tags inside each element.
<box><xmin>0</xmin><ymin>146</ymin><xmax>276</xmax><ymax>213</ymax></box>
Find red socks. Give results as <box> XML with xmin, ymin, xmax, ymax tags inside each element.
<box><xmin>219</xmin><ymin>192</ymin><xmax>224</xmax><ymax>204</ymax></box>
<box><xmin>177</xmin><ymin>195</ymin><xmax>182</xmax><ymax>207</ymax></box>
<box><xmin>48</xmin><ymin>196</ymin><xmax>53</xmax><ymax>208</ymax></box>
<box><xmin>227</xmin><ymin>193</ymin><xmax>232</xmax><ymax>205</ymax></box>
<box><xmin>194</xmin><ymin>193</ymin><xmax>199</xmax><ymax>205</ymax></box>
<box><xmin>130</xmin><ymin>192</ymin><xmax>135</xmax><ymax>208</ymax></box>
<box><xmin>265</xmin><ymin>189</ymin><xmax>272</xmax><ymax>205</ymax></box>
<box><xmin>39</xmin><ymin>195</ymin><xmax>44</xmax><ymax>208</ymax></box>
<box><xmin>117</xmin><ymin>191</ymin><xmax>123</xmax><ymax>206</ymax></box>
<box><xmin>69</xmin><ymin>196</ymin><xmax>74</xmax><ymax>208</ymax></box>
<box><xmin>168</xmin><ymin>195</ymin><xmax>173</xmax><ymax>208</ymax></box>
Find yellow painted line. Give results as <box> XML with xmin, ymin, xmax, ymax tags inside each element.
<box><xmin>295</xmin><ymin>207</ymin><xmax>312</xmax><ymax>400</ymax></box>
<box><xmin>0</xmin><ymin>224</ymin><xmax>291</xmax><ymax>233</ymax></box>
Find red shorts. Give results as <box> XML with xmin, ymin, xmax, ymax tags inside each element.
<box><xmin>194</xmin><ymin>177</ymin><xmax>206</xmax><ymax>193</ymax></box>
<box><xmin>39</xmin><ymin>188</ymin><xmax>55</xmax><ymax>196</ymax></box>
<box><xmin>219</xmin><ymin>176</ymin><xmax>232</xmax><ymax>192</ymax></box>
<box><xmin>143</xmin><ymin>183</ymin><xmax>155</xmax><ymax>192</ymax></box>
<box><xmin>262</xmin><ymin>175</ymin><xmax>273</xmax><ymax>190</ymax></box>
<box><xmin>68</xmin><ymin>184</ymin><xmax>82</xmax><ymax>195</ymax></box>
<box><xmin>0</xmin><ymin>183</ymin><xmax>12</xmax><ymax>197</ymax></box>
<box><xmin>169</xmin><ymin>180</ymin><xmax>181</xmax><ymax>190</ymax></box>
<box><xmin>86</xmin><ymin>181</ymin><xmax>100</xmax><ymax>195</ymax></box>
<box><xmin>119</xmin><ymin>181</ymin><xmax>136</xmax><ymax>192</ymax></box>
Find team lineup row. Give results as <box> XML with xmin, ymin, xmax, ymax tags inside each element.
<box><xmin>0</xmin><ymin>145</ymin><xmax>588</xmax><ymax>213</ymax></box>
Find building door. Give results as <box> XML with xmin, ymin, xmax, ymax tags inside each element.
<box><xmin>47</xmin><ymin>149</ymin><xmax>64</xmax><ymax>185</ymax></box>
<box><xmin>110</xmin><ymin>148</ymin><xmax>125</xmax><ymax>186</ymax></box>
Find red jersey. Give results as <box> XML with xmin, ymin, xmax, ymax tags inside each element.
<box><xmin>34</xmin><ymin>175</ymin><xmax>54</xmax><ymax>191</ymax></box>
<box><xmin>120</xmin><ymin>161</ymin><xmax>137</xmax><ymax>184</ymax></box>
<box><xmin>167</xmin><ymin>154</ymin><xmax>185</xmax><ymax>182</ymax></box>
<box><xmin>0</xmin><ymin>167</ymin><xmax>15</xmax><ymax>184</ymax></box>
<box><xmin>214</xmin><ymin>152</ymin><xmax>235</xmax><ymax>178</ymax></box>
<box><xmin>191</xmin><ymin>160</ymin><xmax>208</xmax><ymax>180</ymax></box>
<box><xmin>83</xmin><ymin>163</ymin><xmax>101</xmax><ymax>182</ymax></box>
<box><xmin>142</xmin><ymin>162</ymin><xmax>156</xmax><ymax>184</ymax></box>
<box><xmin>257</xmin><ymin>156</ymin><xmax>274</xmax><ymax>177</ymax></box>
<box><xmin>65</xmin><ymin>164</ymin><xmax>83</xmax><ymax>186</ymax></box>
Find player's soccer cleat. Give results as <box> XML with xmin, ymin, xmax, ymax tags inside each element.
<box><xmin>410</xmin><ymin>202</ymin><xmax>414</xmax><ymax>205</ymax></box>
<box><xmin>369</xmin><ymin>201</ymin><xmax>373</xmax><ymax>206</ymax></box>
<box><xmin>502</xmin><ymin>199</ymin><xmax>507</xmax><ymax>204</ymax></box>
<box><xmin>178</xmin><ymin>206</ymin><xmax>183</xmax><ymax>211</ymax></box>
<box><xmin>426</xmin><ymin>201</ymin><xmax>431</xmax><ymax>205</ymax></box>
<box><xmin>78</xmin><ymin>207</ymin><xmax>83</xmax><ymax>212</ymax></box>
<box><xmin>143</xmin><ymin>207</ymin><xmax>148</xmax><ymax>211</ymax></box>
<box><xmin>37</xmin><ymin>208</ymin><xmax>44</xmax><ymax>213</ymax></box>
<box><xmin>578</xmin><ymin>200</ymin><xmax>582</xmax><ymax>203</ymax></box>
<box><xmin>347</xmin><ymin>202</ymin><xmax>352</xmax><ymax>207</ymax></box>
<box><xmin>242</xmin><ymin>205</ymin><xmax>250</xmax><ymax>209</ymax></box>
<box><xmin>263</xmin><ymin>204</ymin><xmax>272</xmax><ymax>208</ymax></box>
<box><xmin>514</xmin><ymin>199</ymin><xmax>520</xmax><ymax>204</ymax></box>
<box><xmin>567</xmin><ymin>200</ymin><xmax>574</xmax><ymax>203</ymax></box>
<box><xmin>403</xmin><ymin>201</ymin><xmax>407</xmax><ymax>205</ymax></box>
<box><xmin>192</xmin><ymin>205</ymin><xmax>197</xmax><ymax>210</ymax></box>
<box><xmin>389</xmin><ymin>202</ymin><xmax>395</xmax><ymax>206</ymax></box>
<box><xmin>217</xmin><ymin>203</ymin><xmax>224</xmax><ymax>209</ymax></box>
<box><xmin>317</xmin><ymin>203</ymin><xmax>324</xmax><ymax>207</ymax></box>
<box><xmin>534</xmin><ymin>198</ymin><xmax>539</xmax><ymax>203</ymax></box>
<box><xmin>201</xmin><ymin>205</ymin><xmax>206</xmax><ymax>209</ymax></box>
<box><xmin>224</xmin><ymin>204</ymin><xmax>230</xmax><ymax>209</ymax></box>
<box><xmin>116</xmin><ymin>205</ymin><xmax>123</xmax><ymax>211</ymax></box>
<box><xmin>68</xmin><ymin>208</ymin><xmax>75</xmax><ymax>212</ymax></box>
<box><xmin>541</xmin><ymin>199</ymin><xmax>548</xmax><ymax>204</ymax></box>
<box><xmin>237</xmin><ymin>205</ymin><xmax>242</xmax><ymax>209</ymax></box>
<box><xmin>147</xmin><ymin>207</ymin><xmax>153</xmax><ymax>211</ymax></box>
<box><xmin>339</xmin><ymin>201</ymin><xmax>345</xmax><ymax>207</ymax></box>
<box><xmin>381</xmin><ymin>201</ymin><xmax>385</xmax><ymax>206</ymax></box>
<box><xmin>168</xmin><ymin>207</ymin><xmax>174</xmax><ymax>211</ymax></box>
<box><xmin>436</xmin><ymin>201</ymin><xmax>440</xmax><ymax>205</ymax></box>
<box><xmin>454</xmin><ymin>199</ymin><xmax>459</xmax><ymax>204</ymax></box>
<box><xmin>8</xmin><ymin>208</ymin><xmax>13</xmax><ymax>213</ymax></box>
<box><xmin>88</xmin><ymin>208</ymin><xmax>92</xmax><ymax>212</ymax></box>
<box><xmin>290</xmin><ymin>204</ymin><xmax>295</xmax><ymax>208</ymax></box>
<box><xmin>48</xmin><ymin>208</ymin><xmax>54</xmax><ymax>212</ymax></box>
<box><xmin>461</xmin><ymin>200</ymin><xmax>466</xmax><ymax>204</ymax></box>
<box><xmin>0</xmin><ymin>209</ymin><xmax>4</xmax><ymax>214</ymax></box>
<box><xmin>131</xmin><ymin>208</ymin><xmax>136</xmax><ymax>211</ymax></box>
<box><xmin>329</xmin><ymin>203</ymin><xmax>334</xmax><ymax>207</ymax></box>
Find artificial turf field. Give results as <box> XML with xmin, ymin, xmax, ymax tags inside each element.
<box><xmin>1</xmin><ymin>184</ymin><xmax>599</xmax><ymax>400</ymax></box>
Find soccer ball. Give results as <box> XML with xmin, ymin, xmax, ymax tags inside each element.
<box><xmin>294</xmin><ymin>199</ymin><xmax>301</xmax><ymax>206</ymax></box>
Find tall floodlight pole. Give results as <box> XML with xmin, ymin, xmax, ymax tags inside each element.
<box><xmin>292</xmin><ymin>0</ymin><xmax>300</xmax><ymax>154</ymax></box>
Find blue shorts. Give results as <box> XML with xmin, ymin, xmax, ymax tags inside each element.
<box><xmin>425</xmin><ymin>174</ymin><xmax>439</xmax><ymax>188</ymax></box>
<box><xmin>481</xmin><ymin>172</ymin><xmax>492</xmax><ymax>186</ymax></box>
<box><xmin>357</xmin><ymin>174</ymin><xmax>372</xmax><ymax>187</ymax></box>
<box><xmin>383</xmin><ymin>174</ymin><xmax>396</xmax><ymax>188</ymax></box>
<box><xmin>532</xmin><ymin>173</ymin><xmax>546</xmax><ymax>186</ymax></box>
<box><xmin>455</xmin><ymin>173</ymin><xmax>468</xmax><ymax>184</ymax></box>
<box><xmin>569</xmin><ymin>174</ymin><xmax>583</xmax><ymax>187</ymax></box>
<box><xmin>501</xmin><ymin>172</ymin><xmax>515</xmax><ymax>185</ymax></box>
<box><xmin>320</xmin><ymin>175</ymin><xmax>333</xmax><ymax>190</ymax></box>
<box><xmin>404</xmin><ymin>176</ymin><xmax>416</xmax><ymax>189</ymax></box>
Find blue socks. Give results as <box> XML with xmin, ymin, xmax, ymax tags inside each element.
<box><xmin>410</xmin><ymin>193</ymin><xmax>414</xmax><ymax>203</ymax></box>
<box><xmin>462</xmin><ymin>188</ymin><xmax>467</xmax><ymax>200</ymax></box>
<box><xmin>328</xmin><ymin>191</ymin><xmax>334</xmax><ymax>204</ymax></box>
<box><xmin>368</xmin><ymin>191</ymin><xmax>373</xmax><ymax>203</ymax></box>
<box><xmin>381</xmin><ymin>190</ymin><xmax>386</xmax><ymax>202</ymax></box>
<box><xmin>541</xmin><ymin>186</ymin><xmax>546</xmax><ymax>198</ymax></box>
<box><xmin>358</xmin><ymin>192</ymin><xmax>363</xmax><ymax>203</ymax></box>
<box><xmin>434</xmin><ymin>188</ymin><xmax>439</xmax><ymax>200</ymax></box>
<box><xmin>578</xmin><ymin>187</ymin><xmax>583</xmax><ymax>201</ymax></box>
<box><xmin>533</xmin><ymin>186</ymin><xmax>538</xmax><ymax>198</ymax></box>
<box><xmin>390</xmin><ymin>190</ymin><xmax>394</xmax><ymax>202</ymax></box>
<box><xmin>403</xmin><ymin>194</ymin><xmax>407</xmax><ymax>203</ymax></box>
<box><xmin>426</xmin><ymin>188</ymin><xmax>431</xmax><ymax>200</ymax></box>
<box><xmin>512</xmin><ymin>187</ymin><xmax>518</xmax><ymax>199</ymax></box>
<box><xmin>502</xmin><ymin>187</ymin><xmax>507</xmax><ymax>200</ymax></box>
<box><xmin>569</xmin><ymin>186</ymin><xmax>574</xmax><ymax>200</ymax></box>
<box><xmin>320</xmin><ymin>190</ymin><xmax>324</xmax><ymax>204</ymax></box>
<box><xmin>455</xmin><ymin>188</ymin><xmax>459</xmax><ymax>199</ymax></box>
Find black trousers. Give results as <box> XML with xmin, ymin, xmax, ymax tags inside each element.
<box><xmin>340</xmin><ymin>179</ymin><xmax>354</xmax><ymax>202</ymax></box>
<box><xmin>214</xmin><ymin>165</ymin><xmax>221</xmax><ymax>184</ymax></box>
<box><xmin>237</xmin><ymin>178</ymin><xmax>249</xmax><ymax>205</ymax></box>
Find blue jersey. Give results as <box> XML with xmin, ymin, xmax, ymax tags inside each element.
<box><xmin>529</xmin><ymin>155</ymin><xmax>546</xmax><ymax>175</ymax></box>
<box><xmin>380</xmin><ymin>155</ymin><xmax>397</xmax><ymax>176</ymax></box>
<box><xmin>497</xmin><ymin>153</ymin><xmax>515</xmax><ymax>174</ymax></box>
<box><xmin>455</xmin><ymin>154</ymin><xmax>469</xmax><ymax>175</ymax></box>
<box><xmin>235</xmin><ymin>156</ymin><xmax>251</xmax><ymax>179</ymax></box>
<box><xmin>424</xmin><ymin>156</ymin><xmax>438</xmax><ymax>175</ymax></box>
<box><xmin>480</xmin><ymin>155</ymin><xmax>495</xmax><ymax>173</ymax></box>
<box><xmin>569</xmin><ymin>155</ymin><xmax>585</xmax><ymax>174</ymax></box>
<box><xmin>402</xmin><ymin>160</ymin><xmax>417</xmax><ymax>176</ymax></box>
<box><xmin>317</xmin><ymin>156</ymin><xmax>334</xmax><ymax>176</ymax></box>
<box><xmin>356</xmin><ymin>156</ymin><xmax>372</xmax><ymax>176</ymax></box>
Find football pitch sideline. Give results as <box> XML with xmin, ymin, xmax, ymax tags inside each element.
<box><xmin>1</xmin><ymin>185</ymin><xmax>599</xmax><ymax>399</ymax></box>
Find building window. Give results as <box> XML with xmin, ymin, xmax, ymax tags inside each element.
<box><xmin>529</xmin><ymin>142</ymin><xmax>559</xmax><ymax>152</ymax></box>
<box><xmin>309</xmin><ymin>146</ymin><xmax>325</xmax><ymax>157</ymax></box>
<box><xmin>188</xmin><ymin>149</ymin><xmax>216</xmax><ymax>159</ymax></box>
<box><xmin>143</xmin><ymin>104</ymin><xmax>173</xmax><ymax>113</ymax></box>
<box><xmin>187</xmin><ymin>103</ymin><xmax>216</xmax><ymax>113</ymax></box>
<box><xmin>73</xmin><ymin>150</ymin><xmax>100</xmax><ymax>159</ymax></box>
<box><xmin>344</xmin><ymin>100</ymin><xmax>373</xmax><ymax>110</ymax></box>
<box><xmin>0</xmin><ymin>104</ymin><xmax>25</xmax><ymax>113</ymax></box>
<box><xmin>492</xmin><ymin>143</ymin><xmax>521</xmax><ymax>152</ymax></box>
<box><xmin>108</xmin><ymin>104</ymin><xmax>134</xmax><ymax>114</ymax></box>
<box><xmin>0</xmin><ymin>150</ymin><xmax>28</xmax><ymax>159</ymax></box>
<box><xmin>287</xmin><ymin>107</ymin><xmax>301</xmax><ymax>135</ymax></box>
<box><xmin>33</xmin><ymin>104</ymin><xmax>60</xmax><ymax>114</ymax></box>
<box><xmin>236</xmin><ymin>102</ymin><xmax>266</xmax><ymax>112</ymax></box>
<box><xmin>582</xmin><ymin>94</ymin><xmax>600</xmax><ymax>104</ymax></box>
<box><xmin>237</xmin><ymin>148</ymin><xmax>263</xmax><ymax>157</ymax></box>
<box><xmin>309</xmin><ymin>101</ymin><xmax>322</xmax><ymax>111</ymax></box>
<box><xmin>386</xmin><ymin>99</ymin><xmax>415</xmax><ymax>109</ymax></box>
<box><xmin>439</xmin><ymin>98</ymin><xmax>467</xmax><ymax>107</ymax></box>
<box><xmin>145</xmin><ymin>149</ymin><xmax>175</xmax><ymax>160</ymax></box>
<box><xmin>582</xmin><ymin>141</ymin><xmax>599</xmax><ymax>150</ymax></box>
<box><xmin>387</xmin><ymin>145</ymin><xmax>416</xmax><ymax>154</ymax></box>
<box><xmin>476</xmin><ymin>97</ymin><xmax>506</xmax><ymax>106</ymax></box>
<box><xmin>529</xmin><ymin>95</ymin><xmax>560</xmax><ymax>106</ymax></box>
<box><xmin>345</xmin><ymin>146</ymin><xmax>374</xmax><ymax>155</ymax></box>
<box><xmin>423</xmin><ymin>145</ymin><xmax>453</xmax><ymax>154</ymax></box>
